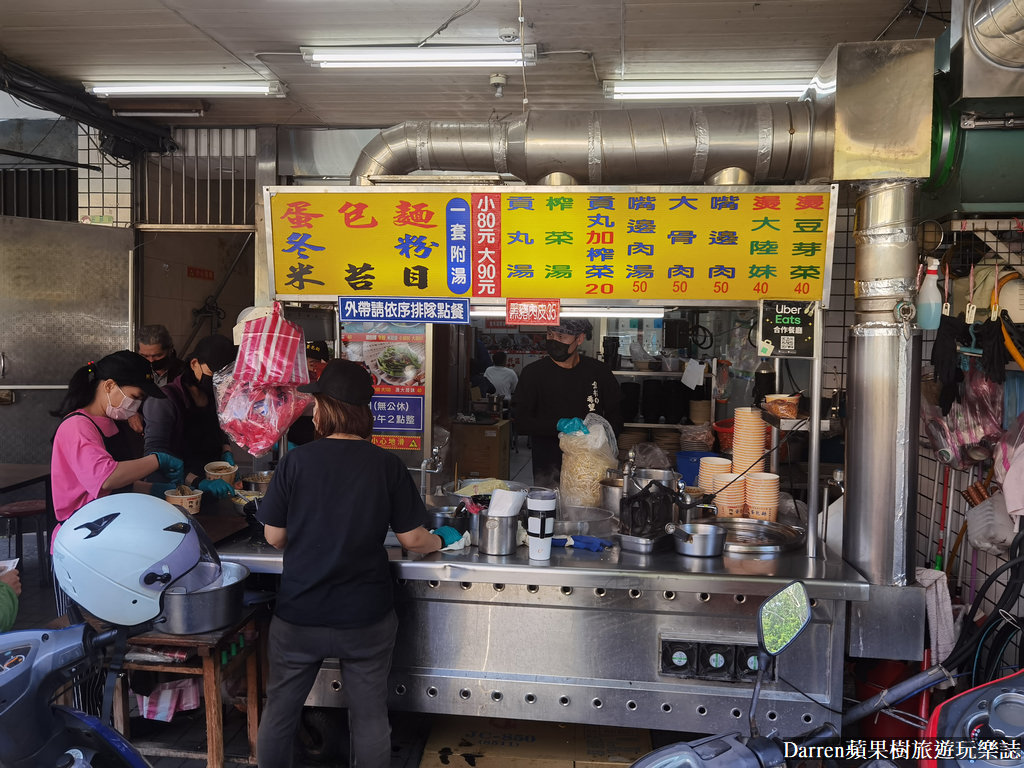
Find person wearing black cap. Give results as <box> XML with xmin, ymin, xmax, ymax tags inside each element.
<box><xmin>143</xmin><ymin>333</ymin><xmax>238</xmax><ymax>497</ymax></box>
<box><xmin>50</xmin><ymin>350</ymin><xmax>184</xmax><ymax>615</ymax></box>
<box><xmin>285</xmin><ymin>340</ymin><xmax>332</xmax><ymax>447</ymax></box>
<box><xmin>513</xmin><ymin>318</ymin><xmax>623</xmax><ymax>487</ymax></box>
<box><xmin>255</xmin><ymin>359</ymin><xmax>460</xmax><ymax>768</ymax></box>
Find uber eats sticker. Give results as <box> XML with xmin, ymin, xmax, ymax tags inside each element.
<box><xmin>758</xmin><ymin>300</ymin><xmax>816</xmax><ymax>358</ymax></box>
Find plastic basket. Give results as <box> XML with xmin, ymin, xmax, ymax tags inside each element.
<box><xmin>712</xmin><ymin>419</ymin><xmax>734</xmax><ymax>452</ymax></box>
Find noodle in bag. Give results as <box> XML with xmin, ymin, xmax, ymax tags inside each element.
<box><xmin>558</xmin><ymin>413</ymin><xmax>618</xmax><ymax>507</ymax></box>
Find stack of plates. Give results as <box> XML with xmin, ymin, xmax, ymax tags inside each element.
<box><xmin>679</xmin><ymin>423</ymin><xmax>713</xmax><ymax>451</ymax></box>
<box><xmin>732</xmin><ymin>407</ymin><xmax>766</xmax><ymax>474</ymax></box>
<box><xmin>712</xmin><ymin>473</ymin><xmax>746</xmax><ymax>517</ymax></box>
<box><xmin>617</xmin><ymin>428</ymin><xmax>649</xmax><ymax>461</ymax></box>
<box><xmin>697</xmin><ymin>456</ymin><xmax>732</xmax><ymax>494</ymax></box>
<box><xmin>655</xmin><ymin>429</ymin><xmax>682</xmax><ymax>455</ymax></box>
<box><xmin>745</xmin><ymin>472</ymin><xmax>780</xmax><ymax>521</ymax></box>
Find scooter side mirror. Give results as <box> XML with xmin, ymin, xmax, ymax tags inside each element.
<box><xmin>757</xmin><ymin>580</ymin><xmax>811</xmax><ymax>656</ymax></box>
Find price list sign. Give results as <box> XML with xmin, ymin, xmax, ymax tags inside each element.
<box><xmin>266</xmin><ymin>185</ymin><xmax>836</xmax><ymax>305</ymax></box>
<box><xmin>758</xmin><ymin>300</ymin><xmax>816</xmax><ymax>358</ymax></box>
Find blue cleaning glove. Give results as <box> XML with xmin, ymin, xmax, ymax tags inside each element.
<box><xmin>198</xmin><ymin>478</ymin><xmax>236</xmax><ymax>499</ymax></box>
<box><xmin>151</xmin><ymin>452</ymin><xmax>184</xmax><ymax>484</ymax></box>
<box><xmin>221</xmin><ymin>451</ymin><xmax>236</xmax><ymax>466</ymax></box>
<box><xmin>569</xmin><ymin>535</ymin><xmax>613</xmax><ymax>552</ymax></box>
<box><xmin>432</xmin><ymin>526</ymin><xmax>463</xmax><ymax>548</ymax></box>
<box><xmin>148</xmin><ymin>482</ymin><xmax>177</xmax><ymax>499</ymax></box>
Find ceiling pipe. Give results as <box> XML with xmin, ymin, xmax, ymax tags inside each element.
<box><xmin>350</xmin><ymin>103</ymin><xmax>813</xmax><ymax>185</ymax></box>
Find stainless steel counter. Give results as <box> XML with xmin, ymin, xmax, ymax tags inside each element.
<box><xmin>219</xmin><ymin>528</ymin><xmax>865</xmax><ymax>736</ymax></box>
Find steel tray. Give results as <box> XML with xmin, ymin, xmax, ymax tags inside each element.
<box><xmin>615</xmin><ymin>532</ymin><xmax>672</xmax><ymax>554</ymax></box>
<box><xmin>713</xmin><ymin>517</ymin><xmax>805</xmax><ymax>555</ymax></box>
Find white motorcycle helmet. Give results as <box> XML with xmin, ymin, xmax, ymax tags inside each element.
<box><xmin>52</xmin><ymin>493</ymin><xmax>221</xmax><ymax>627</ymax></box>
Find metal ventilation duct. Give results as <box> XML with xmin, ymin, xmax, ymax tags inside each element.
<box><xmin>349</xmin><ymin>104</ymin><xmax>813</xmax><ymax>186</ymax></box>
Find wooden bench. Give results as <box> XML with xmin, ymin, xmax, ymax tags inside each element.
<box><xmin>112</xmin><ymin>609</ymin><xmax>263</xmax><ymax>767</ymax></box>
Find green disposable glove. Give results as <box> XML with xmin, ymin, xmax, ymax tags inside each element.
<box><xmin>198</xmin><ymin>478</ymin><xmax>235</xmax><ymax>499</ymax></box>
<box><xmin>221</xmin><ymin>451</ymin><xmax>236</xmax><ymax>466</ymax></box>
<box><xmin>151</xmin><ymin>452</ymin><xmax>184</xmax><ymax>484</ymax></box>
<box><xmin>149</xmin><ymin>482</ymin><xmax>176</xmax><ymax>499</ymax></box>
<box><xmin>432</xmin><ymin>526</ymin><xmax>463</xmax><ymax>548</ymax></box>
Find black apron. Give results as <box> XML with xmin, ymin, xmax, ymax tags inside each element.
<box><xmin>63</xmin><ymin>411</ymin><xmax>141</xmax><ymax>494</ymax></box>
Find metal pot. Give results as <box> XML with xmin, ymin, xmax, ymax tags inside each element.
<box><xmin>553</xmin><ymin>506</ymin><xmax>616</xmax><ymax>538</ymax></box>
<box><xmin>241</xmin><ymin>471</ymin><xmax>274</xmax><ymax>493</ymax></box>
<box><xmin>672</xmin><ymin>522</ymin><xmax>725</xmax><ymax>557</ymax></box>
<box><xmin>478</xmin><ymin>514</ymin><xmax>518</xmax><ymax>555</ymax></box>
<box><xmin>157</xmin><ymin>561</ymin><xmax>250</xmax><ymax>635</ymax></box>
<box><xmin>426</xmin><ymin>506</ymin><xmax>470</xmax><ymax>534</ymax></box>
<box><xmin>599</xmin><ymin>478</ymin><xmax>623</xmax><ymax>515</ymax></box>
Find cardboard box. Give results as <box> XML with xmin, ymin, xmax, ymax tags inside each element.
<box><xmin>452</xmin><ymin>420</ymin><xmax>510</xmax><ymax>479</ymax></box>
<box><xmin>419</xmin><ymin>716</ymin><xmax>651</xmax><ymax>768</ymax></box>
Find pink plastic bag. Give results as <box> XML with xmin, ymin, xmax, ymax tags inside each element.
<box><xmin>134</xmin><ymin>677</ymin><xmax>200</xmax><ymax>722</ymax></box>
<box><xmin>235</xmin><ymin>302</ymin><xmax>309</xmax><ymax>386</ymax></box>
<box><xmin>215</xmin><ymin>363</ymin><xmax>312</xmax><ymax>457</ymax></box>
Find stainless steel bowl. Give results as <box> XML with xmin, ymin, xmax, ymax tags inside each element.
<box><xmin>672</xmin><ymin>522</ymin><xmax>725</xmax><ymax>557</ymax></box>
<box><xmin>553</xmin><ymin>506</ymin><xmax>616</xmax><ymax>537</ymax></box>
<box><xmin>241</xmin><ymin>471</ymin><xmax>274</xmax><ymax>493</ymax></box>
<box><xmin>426</xmin><ymin>506</ymin><xmax>470</xmax><ymax>534</ymax></box>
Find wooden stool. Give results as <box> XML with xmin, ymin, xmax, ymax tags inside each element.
<box><xmin>112</xmin><ymin>610</ymin><xmax>263</xmax><ymax>767</ymax></box>
<box><xmin>0</xmin><ymin>499</ymin><xmax>49</xmax><ymax>582</ymax></box>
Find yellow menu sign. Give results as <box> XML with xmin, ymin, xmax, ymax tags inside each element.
<box><xmin>266</xmin><ymin>185</ymin><xmax>836</xmax><ymax>304</ymax></box>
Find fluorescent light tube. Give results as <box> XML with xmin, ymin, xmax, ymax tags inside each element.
<box><xmin>562</xmin><ymin>307</ymin><xmax>665</xmax><ymax>319</ymax></box>
<box><xmin>604</xmin><ymin>80</ymin><xmax>807</xmax><ymax>100</ymax></box>
<box><xmin>111</xmin><ymin>109</ymin><xmax>205</xmax><ymax>118</ymax></box>
<box><xmin>470</xmin><ymin>304</ymin><xmax>664</xmax><ymax>319</ymax></box>
<box><xmin>86</xmin><ymin>81</ymin><xmax>286</xmax><ymax>97</ymax></box>
<box><xmin>301</xmin><ymin>45</ymin><xmax>536</xmax><ymax>69</ymax></box>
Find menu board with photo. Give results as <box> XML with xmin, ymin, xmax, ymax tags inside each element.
<box><xmin>340</xmin><ymin>321</ymin><xmax>425</xmax><ymax>453</ymax></box>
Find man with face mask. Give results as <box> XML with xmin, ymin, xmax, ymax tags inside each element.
<box><xmin>513</xmin><ymin>319</ymin><xmax>622</xmax><ymax>487</ymax></box>
<box><xmin>137</xmin><ymin>323</ymin><xmax>186</xmax><ymax>388</ymax></box>
<box><xmin>143</xmin><ymin>334</ymin><xmax>239</xmax><ymax>497</ymax></box>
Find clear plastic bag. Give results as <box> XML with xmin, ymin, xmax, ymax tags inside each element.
<box><xmin>633</xmin><ymin>442</ymin><xmax>672</xmax><ymax>470</ymax></box>
<box><xmin>967</xmin><ymin>493</ymin><xmax>1015</xmax><ymax>555</ymax></box>
<box><xmin>558</xmin><ymin>413</ymin><xmax>618</xmax><ymax>507</ymax></box>
<box><xmin>214</xmin><ymin>363</ymin><xmax>313</xmax><ymax>457</ymax></box>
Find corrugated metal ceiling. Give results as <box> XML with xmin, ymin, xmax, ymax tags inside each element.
<box><xmin>0</xmin><ymin>0</ymin><xmax>947</xmax><ymax>128</ymax></box>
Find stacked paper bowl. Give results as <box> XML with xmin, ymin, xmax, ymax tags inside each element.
<box><xmin>697</xmin><ymin>456</ymin><xmax>732</xmax><ymax>494</ymax></box>
<box><xmin>712</xmin><ymin>473</ymin><xmax>746</xmax><ymax>517</ymax></box>
<box><xmin>732</xmin><ymin>407</ymin><xmax>766</xmax><ymax>474</ymax></box>
<box><xmin>745</xmin><ymin>472</ymin><xmax>780</xmax><ymax>521</ymax></box>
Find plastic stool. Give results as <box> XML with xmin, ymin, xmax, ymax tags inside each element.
<box><xmin>0</xmin><ymin>499</ymin><xmax>49</xmax><ymax>582</ymax></box>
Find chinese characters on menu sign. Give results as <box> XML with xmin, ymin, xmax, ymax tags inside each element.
<box><xmin>341</xmin><ymin>320</ymin><xmax>426</xmax><ymax>452</ymax></box>
<box><xmin>267</xmin><ymin>186</ymin><xmax>836</xmax><ymax>304</ymax></box>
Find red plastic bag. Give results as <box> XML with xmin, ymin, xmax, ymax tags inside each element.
<box><xmin>235</xmin><ymin>302</ymin><xmax>309</xmax><ymax>387</ymax></box>
<box><xmin>215</xmin><ymin>363</ymin><xmax>312</xmax><ymax>457</ymax></box>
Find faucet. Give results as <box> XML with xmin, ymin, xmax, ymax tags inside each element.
<box><xmin>418</xmin><ymin>430</ymin><xmax>450</xmax><ymax>500</ymax></box>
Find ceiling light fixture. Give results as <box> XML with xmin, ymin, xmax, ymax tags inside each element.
<box><xmin>301</xmin><ymin>45</ymin><xmax>537</xmax><ymax>69</ymax></box>
<box><xmin>111</xmin><ymin>108</ymin><xmax>206</xmax><ymax>118</ymax></box>
<box><xmin>604</xmin><ymin>80</ymin><xmax>808</xmax><ymax>101</ymax></box>
<box><xmin>85</xmin><ymin>81</ymin><xmax>286</xmax><ymax>98</ymax></box>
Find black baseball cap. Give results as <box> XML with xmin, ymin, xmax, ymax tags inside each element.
<box><xmin>306</xmin><ymin>340</ymin><xmax>331</xmax><ymax>362</ymax></box>
<box><xmin>189</xmin><ymin>334</ymin><xmax>237</xmax><ymax>372</ymax></box>
<box><xmin>94</xmin><ymin>351</ymin><xmax>165</xmax><ymax>399</ymax></box>
<box><xmin>298</xmin><ymin>360</ymin><xmax>374</xmax><ymax>405</ymax></box>
<box><xmin>548</xmin><ymin>318</ymin><xmax>593</xmax><ymax>338</ymax></box>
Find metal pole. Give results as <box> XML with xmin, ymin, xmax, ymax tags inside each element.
<box><xmin>806</xmin><ymin>302</ymin><xmax>823</xmax><ymax>559</ymax></box>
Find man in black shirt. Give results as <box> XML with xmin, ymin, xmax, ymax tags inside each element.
<box><xmin>513</xmin><ymin>318</ymin><xmax>622</xmax><ymax>487</ymax></box>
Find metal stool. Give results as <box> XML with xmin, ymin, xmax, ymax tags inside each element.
<box><xmin>0</xmin><ymin>499</ymin><xmax>49</xmax><ymax>583</ymax></box>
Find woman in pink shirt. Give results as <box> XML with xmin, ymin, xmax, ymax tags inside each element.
<box><xmin>50</xmin><ymin>350</ymin><xmax>184</xmax><ymax>615</ymax></box>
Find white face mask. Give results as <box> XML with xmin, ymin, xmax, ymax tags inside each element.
<box><xmin>105</xmin><ymin>385</ymin><xmax>141</xmax><ymax>421</ymax></box>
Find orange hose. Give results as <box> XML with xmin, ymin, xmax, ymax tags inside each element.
<box><xmin>993</xmin><ymin>273</ymin><xmax>1024</xmax><ymax>369</ymax></box>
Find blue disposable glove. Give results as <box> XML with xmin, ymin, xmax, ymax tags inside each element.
<box><xmin>432</xmin><ymin>526</ymin><xmax>463</xmax><ymax>548</ymax></box>
<box><xmin>151</xmin><ymin>452</ymin><xmax>184</xmax><ymax>484</ymax></box>
<box><xmin>552</xmin><ymin>538</ymin><xmax>569</xmax><ymax>548</ymax></box>
<box><xmin>269</xmin><ymin>441</ymin><xmax>297</xmax><ymax>453</ymax></box>
<box><xmin>148</xmin><ymin>482</ymin><xmax>176</xmax><ymax>499</ymax></box>
<box><xmin>198</xmin><ymin>478</ymin><xmax>236</xmax><ymax>499</ymax></box>
<box><xmin>221</xmin><ymin>451</ymin><xmax>236</xmax><ymax>466</ymax></box>
<box><xmin>568</xmin><ymin>535</ymin><xmax>613</xmax><ymax>552</ymax></box>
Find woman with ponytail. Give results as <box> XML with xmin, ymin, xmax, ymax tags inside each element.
<box><xmin>50</xmin><ymin>351</ymin><xmax>185</xmax><ymax>614</ymax></box>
